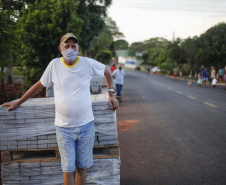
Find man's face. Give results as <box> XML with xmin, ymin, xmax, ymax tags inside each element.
<box><xmin>59</xmin><ymin>38</ymin><xmax>79</xmax><ymax>54</ymax></box>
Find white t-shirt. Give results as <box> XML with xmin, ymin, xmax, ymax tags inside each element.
<box><xmin>40</xmin><ymin>57</ymin><xmax>105</xmax><ymax>127</ymax></box>
<box><xmin>112</xmin><ymin>69</ymin><xmax>125</xmax><ymax>85</ymax></box>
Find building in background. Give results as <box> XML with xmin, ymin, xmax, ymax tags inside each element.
<box><xmin>115</xmin><ymin>50</ymin><xmax>141</xmax><ymax>69</ymax></box>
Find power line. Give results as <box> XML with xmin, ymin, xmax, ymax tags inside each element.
<box><xmin>114</xmin><ymin>5</ymin><xmax>226</xmax><ymax>13</ymax></box>
<box><xmin>115</xmin><ymin>2</ymin><xmax>226</xmax><ymax>9</ymax></box>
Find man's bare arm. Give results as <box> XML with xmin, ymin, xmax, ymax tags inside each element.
<box><xmin>104</xmin><ymin>66</ymin><xmax>119</xmax><ymax>110</ymax></box>
<box><xmin>1</xmin><ymin>80</ymin><xmax>45</xmax><ymax>111</ymax></box>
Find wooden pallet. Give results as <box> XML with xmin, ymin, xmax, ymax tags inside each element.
<box><xmin>93</xmin><ymin>144</ymin><xmax>119</xmax><ymax>159</ymax></box>
<box><xmin>1</xmin><ymin>148</ymin><xmax>60</xmax><ymax>164</ymax></box>
<box><xmin>0</xmin><ymin>145</ymin><xmax>119</xmax><ymax>164</ymax></box>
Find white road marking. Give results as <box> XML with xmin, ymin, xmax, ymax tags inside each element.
<box><xmin>175</xmin><ymin>91</ymin><xmax>182</xmax><ymax>94</ymax></box>
<box><xmin>203</xmin><ymin>102</ymin><xmax>217</xmax><ymax>108</ymax></box>
<box><xmin>187</xmin><ymin>96</ymin><xmax>196</xmax><ymax>100</ymax></box>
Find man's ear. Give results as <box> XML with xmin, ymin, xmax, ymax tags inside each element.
<box><xmin>78</xmin><ymin>45</ymin><xmax>80</xmax><ymax>52</ymax></box>
<box><xmin>58</xmin><ymin>46</ymin><xmax>62</xmax><ymax>54</ymax></box>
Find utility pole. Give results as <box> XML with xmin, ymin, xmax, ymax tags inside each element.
<box><xmin>173</xmin><ymin>31</ymin><xmax>175</xmax><ymax>42</ymax></box>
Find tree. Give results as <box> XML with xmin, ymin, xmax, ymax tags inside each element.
<box><xmin>181</xmin><ymin>37</ymin><xmax>199</xmax><ymax>77</ymax></box>
<box><xmin>140</xmin><ymin>37</ymin><xmax>169</xmax><ymax>66</ymax></box>
<box><xmin>75</xmin><ymin>0</ymin><xmax>112</xmax><ymax>55</ymax></box>
<box><xmin>86</xmin><ymin>17</ymin><xmax>123</xmax><ymax>62</ymax></box>
<box><xmin>130</xmin><ymin>37</ymin><xmax>168</xmax><ymax>53</ymax></box>
<box><xmin>16</xmin><ymin>0</ymin><xmax>83</xmax><ymax>91</ymax></box>
<box><xmin>199</xmin><ymin>22</ymin><xmax>226</xmax><ymax>69</ymax></box>
<box><xmin>114</xmin><ymin>40</ymin><xmax>129</xmax><ymax>50</ymax></box>
<box><xmin>0</xmin><ymin>6</ymin><xmax>16</xmax><ymax>90</ymax></box>
<box><xmin>96</xmin><ymin>50</ymin><xmax>112</xmax><ymax>64</ymax></box>
<box><xmin>167</xmin><ymin>38</ymin><xmax>186</xmax><ymax>73</ymax></box>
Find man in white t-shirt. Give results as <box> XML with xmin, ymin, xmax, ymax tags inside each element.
<box><xmin>112</xmin><ymin>64</ymin><xmax>125</xmax><ymax>101</ymax></box>
<box><xmin>1</xmin><ymin>33</ymin><xmax>119</xmax><ymax>185</ymax></box>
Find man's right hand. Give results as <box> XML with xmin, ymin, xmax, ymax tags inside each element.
<box><xmin>1</xmin><ymin>101</ymin><xmax>20</xmax><ymax>111</ymax></box>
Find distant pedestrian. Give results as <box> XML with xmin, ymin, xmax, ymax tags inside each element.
<box><xmin>209</xmin><ymin>67</ymin><xmax>216</xmax><ymax>87</ymax></box>
<box><xmin>223</xmin><ymin>66</ymin><xmax>226</xmax><ymax>88</ymax></box>
<box><xmin>110</xmin><ymin>63</ymin><xmax>117</xmax><ymax>73</ymax></box>
<box><xmin>150</xmin><ymin>66</ymin><xmax>153</xmax><ymax>75</ymax></box>
<box><xmin>112</xmin><ymin>64</ymin><xmax>125</xmax><ymax>101</ymax></box>
<box><xmin>146</xmin><ymin>65</ymin><xmax>150</xmax><ymax>74</ymax></box>
<box><xmin>173</xmin><ymin>67</ymin><xmax>178</xmax><ymax>79</ymax></box>
<box><xmin>197</xmin><ymin>72</ymin><xmax>203</xmax><ymax>87</ymax></box>
<box><xmin>202</xmin><ymin>68</ymin><xmax>208</xmax><ymax>87</ymax></box>
<box><xmin>218</xmin><ymin>68</ymin><xmax>223</xmax><ymax>83</ymax></box>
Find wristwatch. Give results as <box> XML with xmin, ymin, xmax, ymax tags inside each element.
<box><xmin>108</xmin><ymin>89</ymin><xmax>116</xmax><ymax>95</ymax></box>
<box><xmin>108</xmin><ymin>89</ymin><xmax>115</xmax><ymax>93</ymax></box>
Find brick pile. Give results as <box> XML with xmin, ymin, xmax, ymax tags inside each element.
<box><xmin>0</xmin><ymin>94</ymin><xmax>120</xmax><ymax>185</ymax></box>
<box><xmin>1</xmin><ymin>158</ymin><xmax>120</xmax><ymax>185</ymax></box>
<box><xmin>0</xmin><ymin>95</ymin><xmax>118</xmax><ymax>150</ymax></box>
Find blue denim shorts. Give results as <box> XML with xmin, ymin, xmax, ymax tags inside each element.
<box><xmin>56</xmin><ymin>121</ymin><xmax>95</xmax><ymax>173</ymax></box>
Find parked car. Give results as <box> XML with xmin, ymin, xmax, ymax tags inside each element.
<box><xmin>152</xmin><ymin>66</ymin><xmax>160</xmax><ymax>73</ymax></box>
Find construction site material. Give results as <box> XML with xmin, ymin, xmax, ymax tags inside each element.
<box><xmin>90</xmin><ymin>83</ymin><xmax>101</xmax><ymax>94</ymax></box>
<box><xmin>0</xmin><ymin>94</ymin><xmax>120</xmax><ymax>184</ymax></box>
<box><xmin>90</xmin><ymin>76</ymin><xmax>107</xmax><ymax>87</ymax></box>
<box><xmin>0</xmin><ymin>95</ymin><xmax>118</xmax><ymax>151</ymax></box>
<box><xmin>1</xmin><ymin>157</ymin><xmax>120</xmax><ymax>185</ymax></box>
<box><xmin>1</xmin><ymin>145</ymin><xmax>119</xmax><ymax>164</ymax></box>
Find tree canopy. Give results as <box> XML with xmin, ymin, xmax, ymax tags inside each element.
<box><xmin>128</xmin><ymin>22</ymin><xmax>226</xmax><ymax>75</ymax></box>
<box><xmin>16</xmin><ymin>0</ymin><xmax>83</xmax><ymax>90</ymax></box>
<box><xmin>74</xmin><ymin>0</ymin><xmax>112</xmax><ymax>55</ymax></box>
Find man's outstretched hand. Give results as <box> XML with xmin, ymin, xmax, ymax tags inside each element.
<box><xmin>1</xmin><ymin>101</ymin><xmax>20</xmax><ymax>111</ymax></box>
<box><xmin>108</xmin><ymin>97</ymin><xmax>119</xmax><ymax>110</ymax></box>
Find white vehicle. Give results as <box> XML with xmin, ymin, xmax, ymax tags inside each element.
<box><xmin>152</xmin><ymin>66</ymin><xmax>160</xmax><ymax>73</ymax></box>
<box><xmin>124</xmin><ymin>61</ymin><xmax>136</xmax><ymax>69</ymax></box>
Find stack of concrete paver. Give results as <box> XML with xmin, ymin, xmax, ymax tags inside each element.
<box><xmin>0</xmin><ymin>94</ymin><xmax>120</xmax><ymax>185</ymax></box>
<box><xmin>1</xmin><ymin>158</ymin><xmax>120</xmax><ymax>185</ymax></box>
<box><xmin>0</xmin><ymin>95</ymin><xmax>118</xmax><ymax>150</ymax></box>
<box><xmin>90</xmin><ymin>76</ymin><xmax>107</xmax><ymax>87</ymax></box>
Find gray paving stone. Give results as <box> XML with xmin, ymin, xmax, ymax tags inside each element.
<box><xmin>48</xmin><ymin>143</ymin><xmax>58</xmax><ymax>148</ymax></box>
<box><xmin>38</xmin><ymin>144</ymin><xmax>47</xmax><ymax>149</ymax></box>
<box><xmin>28</xmin><ymin>144</ymin><xmax>38</xmax><ymax>149</ymax></box>
<box><xmin>38</xmin><ymin>140</ymin><xmax>50</xmax><ymax>144</ymax></box>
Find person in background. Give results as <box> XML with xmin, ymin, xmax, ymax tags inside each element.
<box><xmin>110</xmin><ymin>63</ymin><xmax>117</xmax><ymax>73</ymax></box>
<box><xmin>223</xmin><ymin>66</ymin><xmax>226</xmax><ymax>88</ymax></box>
<box><xmin>209</xmin><ymin>67</ymin><xmax>216</xmax><ymax>87</ymax></box>
<box><xmin>202</xmin><ymin>68</ymin><xmax>208</xmax><ymax>87</ymax></box>
<box><xmin>173</xmin><ymin>67</ymin><xmax>178</xmax><ymax>80</ymax></box>
<box><xmin>112</xmin><ymin>64</ymin><xmax>125</xmax><ymax>102</ymax></box>
<box><xmin>146</xmin><ymin>65</ymin><xmax>150</xmax><ymax>74</ymax></box>
<box><xmin>218</xmin><ymin>67</ymin><xmax>223</xmax><ymax>83</ymax></box>
<box><xmin>197</xmin><ymin>72</ymin><xmax>203</xmax><ymax>87</ymax></box>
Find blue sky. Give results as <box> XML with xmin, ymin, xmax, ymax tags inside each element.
<box><xmin>108</xmin><ymin>0</ymin><xmax>226</xmax><ymax>44</ymax></box>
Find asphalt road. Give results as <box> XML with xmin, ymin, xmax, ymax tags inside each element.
<box><xmin>117</xmin><ymin>70</ymin><xmax>226</xmax><ymax>185</ymax></box>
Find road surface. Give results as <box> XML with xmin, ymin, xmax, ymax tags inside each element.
<box><xmin>117</xmin><ymin>70</ymin><xmax>226</xmax><ymax>185</ymax></box>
